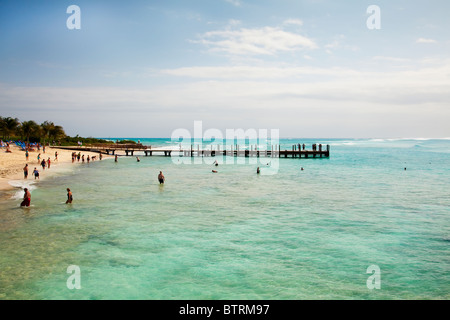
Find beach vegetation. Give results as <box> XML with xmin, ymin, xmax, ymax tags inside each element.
<box><xmin>0</xmin><ymin>115</ymin><xmax>111</xmax><ymax>145</ymax></box>
<box><xmin>0</xmin><ymin>116</ymin><xmax>20</xmax><ymax>140</ymax></box>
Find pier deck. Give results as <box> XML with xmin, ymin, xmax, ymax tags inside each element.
<box><xmin>55</xmin><ymin>144</ymin><xmax>330</xmax><ymax>158</ymax></box>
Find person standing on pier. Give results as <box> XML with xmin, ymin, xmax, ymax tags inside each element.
<box><xmin>158</xmin><ymin>171</ymin><xmax>165</xmax><ymax>184</ymax></box>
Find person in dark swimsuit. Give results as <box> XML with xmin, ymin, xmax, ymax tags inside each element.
<box><xmin>21</xmin><ymin>188</ymin><xmax>31</xmax><ymax>207</ymax></box>
<box><xmin>66</xmin><ymin>188</ymin><xmax>73</xmax><ymax>204</ymax></box>
<box><xmin>33</xmin><ymin>167</ymin><xmax>39</xmax><ymax>179</ymax></box>
<box><xmin>158</xmin><ymin>171</ymin><xmax>165</xmax><ymax>184</ymax></box>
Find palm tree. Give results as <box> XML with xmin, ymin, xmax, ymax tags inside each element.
<box><xmin>1</xmin><ymin>117</ymin><xmax>20</xmax><ymax>140</ymax></box>
<box><xmin>20</xmin><ymin>120</ymin><xmax>40</xmax><ymax>143</ymax></box>
<box><xmin>40</xmin><ymin>121</ymin><xmax>54</xmax><ymax>145</ymax></box>
<box><xmin>0</xmin><ymin>116</ymin><xmax>4</xmax><ymax>138</ymax></box>
<box><xmin>49</xmin><ymin>125</ymin><xmax>66</xmax><ymax>142</ymax></box>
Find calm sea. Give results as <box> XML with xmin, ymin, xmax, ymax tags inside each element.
<box><xmin>0</xmin><ymin>138</ymin><xmax>449</xmax><ymax>299</ymax></box>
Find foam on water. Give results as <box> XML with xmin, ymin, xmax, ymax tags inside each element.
<box><xmin>8</xmin><ymin>180</ymin><xmax>37</xmax><ymax>200</ymax></box>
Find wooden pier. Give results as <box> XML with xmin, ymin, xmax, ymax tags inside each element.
<box><xmin>55</xmin><ymin>143</ymin><xmax>330</xmax><ymax>159</ymax></box>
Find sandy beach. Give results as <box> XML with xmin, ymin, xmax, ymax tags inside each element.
<box><xmin>0</xmin><ymin>144</ymin><xmax>110</xmax><ymax>192</ymax></box>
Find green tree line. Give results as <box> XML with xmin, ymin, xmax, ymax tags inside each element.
<box><xmin>0</xmin><ymin>116</ymin><xmax>136</xmax><ymax>145</ymax></box>
<box><xmin>0</xmin><ymin>117</ymin><xmax>65</xmax><ymax>143</ymax></box>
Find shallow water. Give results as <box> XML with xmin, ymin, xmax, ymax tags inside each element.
<box><xmin>0</xmin><ymin>138</ymin><xmax>449</xmax><ymax>299</ymax></box>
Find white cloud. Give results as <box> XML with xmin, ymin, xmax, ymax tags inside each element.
<box><xmin>2</xmin><ymin>60</ymin><xmax>450</xmax><ymax>137</ymax></box>
<box><xmin>160</xmin><ymin>66</ymin><xmax>360</xmax><ymax>79</ymax></box>
<box><xmin>416</xmin><ymin>38</ymin><xmax>437</xmax><ymax>44</ymax></box>
<box><xmin>372</xmin><ymin>56</ymin><xmax>411</xmax><ymax>63</ymax></box>
<box><xmin>193</xmin><ymin>24</ymin><xmax>318</xmax><ymax>56</ymax></box>
<box><xmin>283</xmin><ymin>19</ymin><xmax>304</xmax><ymax>26</ymax></box>
<box><xmin>3</xmin><ymin>60</ymin><xmax>450</xmax><ymax>111</ymax></box>
<box><xmin>324</xmin><ymin>34</ymin><xmax>359</xmax><ymax>52</ymax></box>
<box><xmin>224</xmin><ymin>0</ymin><xmax>242</xmax><ymax>7</ymax></box>
<box><xmin>228</xmin><ymin>19</ymin><xmax>241</xmax><ymax>27</ymax></box>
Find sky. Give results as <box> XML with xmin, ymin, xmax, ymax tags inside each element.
<box><xmin>0</xmin><ymin>0</ymin><xmax>449</xmax><ymax>138</ymax></box>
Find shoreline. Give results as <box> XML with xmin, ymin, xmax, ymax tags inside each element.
<box><xmin>0</xmin><ymin>145</ymin><xmax>112</xmax><ymax>196</ymax></box>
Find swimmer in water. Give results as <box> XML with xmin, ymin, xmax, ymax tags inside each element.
<box><xmin>136</xmin><ymin>157</ymin><xmax>140</xmax><ymax>162</ymax></box>
<box><xmin>257</xmin><ymin>167</ymin><xmax>260</xmax><ymax>174</ymax></box>
<box><xmin>66</xmin><ymin>188</ymin><xmax>73</xmax><ymax>204</ymax></box>
<box><xmin>212</xmin><ymin>170</ymin><xmax>218</xmax><ymax>173</ymax></box>
<box><xmin>158</xmin><ymin>171</ymin><xmax>165</xmax><ymax>184</ymax></box>
<box><xmin>33</xmin><ymin>167</ymin><xmax>39</xmax><ymax>179</ymax></box>
<box><xmin>20</xmin><ymin>188</ymin><xmax>31</xmax><ymax>207</ymax></box>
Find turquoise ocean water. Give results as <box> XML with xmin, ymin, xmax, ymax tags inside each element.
<box><xmin>0</xmin><ymin>138</ymin><xmax>449</xmax><ymax>299</ymax></box>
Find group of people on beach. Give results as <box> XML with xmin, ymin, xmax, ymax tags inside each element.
<box><xmin>71</xmin><ymin>151</ymin><xmax>101</xmax><ymax>163</ymax></box>
<box><xmin>31</xmin><ymin>151</ymin><xmax>60</xmax><ymax>175</ymax></box>
<box><xmin>18</xmin><ymin>146</ymin><xmax>100</xmax><ymax>207</ymax></box>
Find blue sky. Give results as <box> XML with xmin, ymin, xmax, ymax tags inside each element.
<box><xmin>0</xmin><ymin>0</ymin><xmax>449</xmax><ymax>138</ymax></box>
